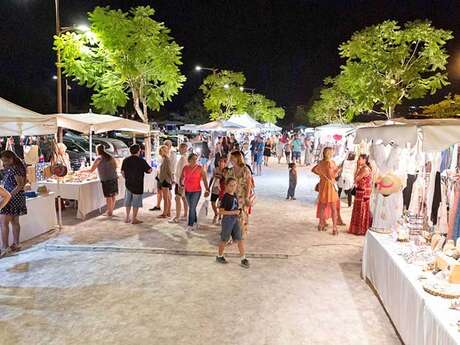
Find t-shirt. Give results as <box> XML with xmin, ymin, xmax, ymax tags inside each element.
<box><xmin>121</xmin><ymin>155</ymin><xmax>151</xmax><ymax>194</ymax></box>
<box><xmin>220</xmin><ymin>192</ymin><xmax>239</xmax><ymax>212</ymax></box>
<box><xmin>291</xmin><ymin>139</ymin><xmax>302</xmax><ymax>152</ymax></box>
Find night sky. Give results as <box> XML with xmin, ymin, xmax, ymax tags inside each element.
<box><xmin>1</xmin><ymin>0</ymin><xmax>460</xmax><ymax>123</ymax></box>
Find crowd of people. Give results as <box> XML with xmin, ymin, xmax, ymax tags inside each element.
<box><xmin>0</xmin><ymin>131</ymin><xmax>373</xmax><ymax>264</ymax></box>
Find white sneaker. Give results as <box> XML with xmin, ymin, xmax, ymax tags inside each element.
<box><xmin>193</xmin><ymin>223</ymin><xmax>199</xmax><ymax>231</ymax></box>
<box><xmin>185</xmin><ymin>226</ymin><xmax>193</xmax><ymax>232</ymax></box>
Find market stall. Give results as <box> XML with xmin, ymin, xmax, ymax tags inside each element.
<box><xmin>363</xmin><ymin>231</ymin><xmax>460</xmax><ymax>345</ymax></box>
<box><xmin>313</xmin><ymin>123</ymin><xmax>355</xmax><ymax>162</ymax></box>
<box><xmin>42</xmin><ymin>112</ymin><xmax>154</xmax><ymax>218</ymax></box>
<box><xmin>356</xmin><ymin>118</ymin><xmax>460</xmax><ymax>345</ymax></box>
<box><xmin>42</xmin><ymin>175</ymin><xmax>126</xmax><ymax>220</ymax></box>
<box><xmin>0</xmin><ymin>97</ymin><xmax>58</xmax><ymax>244</ymax></box>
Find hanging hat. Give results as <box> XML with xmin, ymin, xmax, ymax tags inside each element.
<box><xmin>375</xmin><ymin>172</ymin><xmax>403</xmax><ymax>197</ymax></box>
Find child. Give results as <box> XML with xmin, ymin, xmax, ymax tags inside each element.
<box><xmin>216</xmin><ymin>177</ymin><xmax>250</xmax><ymax>268</ymax></box>
<box><xmin>210</xmin><ymin>158</ymin><xmax>227</xmax><ymax>224</ymax></box>
<box><xmin>286</xmin><ymin>162</ymin><xmax>297</xmax><ymax>200</ymax></box>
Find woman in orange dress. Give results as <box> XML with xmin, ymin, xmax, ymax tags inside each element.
<box><xmin>312</xmin><ymin>147</ymin><xmax>341</xmax><ymax>235</ymax></box>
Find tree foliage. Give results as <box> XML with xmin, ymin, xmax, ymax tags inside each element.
<box><xmin>338</xmin><ymin>20</ymin><xmax>453</xmax><ymax>118</ymax></box>
<box><xmin>54</xmin><ymin>6</ymin><xmax>186</xmax><ymax>123</ymax></box>
<box><xmin>307</xmin><ymin>75</ymin><xmax>361</xmax><ymax>125</ymax></box>
<box><xmin>182</xmin><ymin>93</ymin><xmax>209</xmax><ymax>124</ymax></box>
<box><xmin>199</xmin><ymin>70</ymin><xmax>249</xmax><ymax>120</ymax></box>
<box><xmin>199</xmin><ymin>70</ymin><xmax>284</xmax><ymax>123</ymax></box>
<box><xmin>245</xmin><ymin>93</ymin><xmax>284</xmax><ymax>123</ymax></box>
<box><xmin>423</xmin><ymin>94</ymin><xmax>460</xmax><ymax>118</ymax></box>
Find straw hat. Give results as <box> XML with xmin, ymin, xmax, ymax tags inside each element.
<box><xmin>375</xmin><ymin>172</ymin><xmax>403</xmax><ymax>197</ymax></box>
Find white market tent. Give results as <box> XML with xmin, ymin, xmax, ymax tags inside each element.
<box><xmin>354</xmin><ymin>118</ymin><xmax>460</xmax><ymax>152</ymax></box>
<box><xmin>0</xmin><ymin>97</ymin><xmax>57</xmax><ymax>136</ymax></box>
<box><xmin>228</xmin><ymin>113</ymin><xmax>263</xmax><ymax>129</ymax></box>
<box><xmin>51</xmin><ymin>113</ymin><xmax>150</xmax><ymax>134</ymax></box>
<box><xmin>197</xmin><ymin>120</ymin><xmax>244</xmax><ymax>132</ymax></box>
<box><xmin>50</xmin><ymin>112</ymin><xmax>150</xmax><ymax>160</ymax></box>
<box><xmin>262</xmin><ymin>122</ymin><xmax>282</xmax><ymax>132</ymax></box>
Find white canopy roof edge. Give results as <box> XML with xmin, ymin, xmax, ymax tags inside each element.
<box><xmin>228</xmin><ymin>113</ymin><xmax>263</xmax><ymax>129</ymax></box>
<box><xmin>50</xmin><ymin>113</ymin><xmax>150</xmax><ymax>134</ymax></box>
<box><xmin>0</xmin><ymin>97</ymin><xmax>57</xmax><ymax>136</ymax></box>
<box><xmin>354</xmin><ymin>119</ymin><xmax>460</xmax><ymax>152</ymax></box>
<box><xmin>197</xmin><ymin>120</ymin><xmax>244</xmax><ymax>132</ymax></box>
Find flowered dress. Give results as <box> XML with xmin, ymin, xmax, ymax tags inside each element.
<box><xmin>228</xmin><ymin>165</ymin><xmax>252</xmax><ymax>237</ymax></box>
<box><xmin>348</xmin><ymin>172</ymin><xmax>372</xmax><ymax>235</ymax></box>
<box><xmin>1</xmin><ymin>165</ymin><xmax>27</xmax><ymax>216</ymax></box>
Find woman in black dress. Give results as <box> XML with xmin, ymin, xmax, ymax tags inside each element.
<box><xmin>263</xmin><ymin>139</ymin><xmax>272</xmax><ymax>166</ymax></box>
<box><xmin>0</xmin><ymin>150</ymin><xmax>26</xmax><ymax>256</ymax></box>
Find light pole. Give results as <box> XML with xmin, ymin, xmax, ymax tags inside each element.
<box><xmin>195</xmin><ymin>65</ymin><xmax>219</xmax><ymax>75</ymax></box>
<box><xmin>55</xmin><ymin>0</ymin><xmax>62</xmax><ymax>115</ymax></box>
<box><xmin>239</xmin><ymin>87</ymin><xmax>256</xmax><ymax>93</ymax></box>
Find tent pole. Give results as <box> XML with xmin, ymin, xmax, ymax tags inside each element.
<box><xmin>89</xmin><ymin>129</ymin><xmax>93</xmax><ymax>163</ymax></box>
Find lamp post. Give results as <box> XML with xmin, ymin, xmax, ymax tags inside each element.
<box><xmin>55</xmin><ymin>0</ymin><xmax>62</xmax><ymax>115</ymax></box>
<box><xmin>239</xmin><ymin>87</ymin><xmax>256</xmax><ymax>93</ymax></box>
<box><xmin>195</xmin><ymin>65</ymin><xmax>219</xmax><ymax>75</ymax></box>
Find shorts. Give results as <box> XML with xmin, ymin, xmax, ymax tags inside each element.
<box><xmin>220</xmin><ymin>215</ymin><xmax>242</xmax><ymax>241</ymax></box>
<box><xmin>175</xmin><ymin>184</ymin><xmax>184</xmax><ymax>197</ymax></box>
<box><xmin>255</xmin><ymin>153</ymin><xmax>263</xmax><ymax>165</ymax></box>
<box><xmin>292</xmin><ymin>151</ymin><xmax>301</xmax><ymax>160</ymax></box>
<box><xmin>160</xmin><ymin>180</ymin><xmax>172</xmax><ymax>189</ymax></box>
<box><xmin>199</xmin><ymin>157</ymin><xmax>209</xmax><ymax>166</ymax></box>
<box><xmin>101</xmin><ymin>179</ymin><xmax>118</xmax><ymax>197</ymax></box>
<box><xmin>124</xmin><ymin>190</ymin><xmax>143</xmax><ymax>209</ymax></box>
<box><xmin>211</xmin><ymin>193</ymin><xmax>219</xmax><ymax>202</ymax></box>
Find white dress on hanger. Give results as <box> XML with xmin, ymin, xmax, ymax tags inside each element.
<box><xmin>371</xmin><ymin>144</ymin><xmax>405</xmax><ymax>231</ymax></box>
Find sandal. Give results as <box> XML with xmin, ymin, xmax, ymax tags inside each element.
<box><xmin>10</xmin><ymin>244</ymin><xmax>21</xmax><ymax>252</ymax></box>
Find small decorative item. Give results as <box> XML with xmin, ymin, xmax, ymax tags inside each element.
<box><xmin>51</xmin><ymin>164</ymin><xmax>68</xmax><ymax>178</ymax></box>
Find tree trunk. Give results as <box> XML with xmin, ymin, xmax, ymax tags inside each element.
<box><xmin>387</xmin><ymin>105</ymin><xmax>395</xmax><ymax>119</ymax></box>
<box><xmin>142</xmin><ymin>100</ymin><xmax>152</xmax><ymax>166</ymax></box>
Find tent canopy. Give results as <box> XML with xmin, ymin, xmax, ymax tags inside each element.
<box><xmin>262</xmin><ymin>122</ymin><xmax>282</xmax><ymax>131</ymax></box>
<box><xmin>0</xmin><ymin>97</ymin><xmax>57</xmax><ymax>136</ymax></box>
<box><xmin>228</xmin><ymin>113</ymin><xmax>263</xmax><ymax>129</ymax></box>
<box><xmin>50</xmin><ymin>113</ymin><xmax>150</xmax><ymax>134</ymax></box>
<box><xmin>197</xmin><ymin>120</ymin><xmax>244</xmax><ymax>131</ymax></box>
<box><xmin>355</xmin><ymin>118</ymin><xmax>460</xmax><ymax>152</ymax></box>
<box><xmin>315</xmin><ymin>123</ymin><xmax>355</xmax><ymax>136</ymax></box>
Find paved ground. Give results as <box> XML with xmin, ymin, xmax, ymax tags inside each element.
<box><xmin>0</xmin><ymin>162</ymin><xmax>401</xmax><ymax>345</ymax></box>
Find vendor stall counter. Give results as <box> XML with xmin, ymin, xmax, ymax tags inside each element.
<box><xmin>42</xmin><ymin>172</ymin><xmax>156</xmax><ymax>220</ymax></box>
<box><xmin>363</xmin><ymin>231</ymin><xmax>460</xmax><ymax>345</ymax></box>
<box><xmin>0</xmin><ymin>193</ymin><xmax>57</xmax><ymax>247</ymax></box>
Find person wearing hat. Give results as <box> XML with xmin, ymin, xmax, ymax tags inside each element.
<box><xmin>348</xmin><ymin>154</ymin><xmax>373</xmax><ymax>236</ymax></box>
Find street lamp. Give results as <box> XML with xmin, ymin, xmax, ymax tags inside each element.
<box><xmin>195</xmin><ymin>65</ymin><xmax>218</xmax><ymax>74</ymax></box>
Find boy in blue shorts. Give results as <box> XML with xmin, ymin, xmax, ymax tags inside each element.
<box><xmin>216</xmin><ymin>177</ymin><xmax>250</xmax><ymax>268</ymax></box>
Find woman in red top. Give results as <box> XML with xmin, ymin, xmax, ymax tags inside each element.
<box><xmin>180</xmin><ymin>153</ymin><xmax>210</xmax><ymax>231</ymax></box>
<box><xmin>348</xmin><ymin>154</ymin><xmax>373</xmax><ymax>236</ymax></box>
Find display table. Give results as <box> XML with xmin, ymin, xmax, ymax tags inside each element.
<box><xmin>363</xmin><ymin>231</ymin><xmax>460</xmax><ymax>345</ymax></box>
<box><xmin>0</xmin><ymin>193</ymin><xmax>57</xmax><ymax>247</ymax></box>
<box><xmin>42</xmin><ymin>177</ymin><xmax>126</xmax><ymax>219</ymax></box>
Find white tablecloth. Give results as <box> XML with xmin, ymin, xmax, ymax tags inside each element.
<box><xmin>363</xmin><ymin>231</ymin><xmax>460</xmax><ymax>345</ymax></box>
<box><xmin>0</xmin><ymin>193</ymin><xmax>57</xmax><ymax>247</ymax></box>
<box><xmin>43</xmin><ymin>177</ymin><xmax>126</xmax><ymax>219</ymax></box>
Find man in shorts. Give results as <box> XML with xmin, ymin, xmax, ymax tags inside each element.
<box><xmin>170</xmin><ymin>143</ymin><xmax>188</xmax><ymax>223</ymax></box>
<box><xmin>121</xmin><ymin>144</ymin><xmax>152</xmax><ymax>224</ymax></box>
<box><xmin>216</xmin><ymin>177</ymin><xmax>250</xmax><ymax>268</ymax></box>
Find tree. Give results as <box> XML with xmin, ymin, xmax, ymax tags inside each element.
<box><xmin>246</xmin><ymin>93</ymin><xmax>285</xmax><ymax>123</ymax></box>
<box><xmin>54</xmin><ymin>6</ymin><xmax>186</xmax><ymax>124</ymax></box>
<box><xmin>182</xmin><ymin>93</ymin><xmax>209</xmax><ymax>124</ymax></box>
<box><xmin>199</xmin><ymin>70</ymin><xmax>249</xmax><ymax>120</ymax></box>
<box><xmin>339</xmin><ymin>20</ymin><xmax>453</xmax><ymax>118</ymax></box>
<box><xmin>423</xmin><ymin>94</ymin><xmax>460</xmax><ymax>118</ymax></box>
<box><xmin>306</xmin><ymin>75</ymin><xmax>360</xmax><ymax>125</ymax></box>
